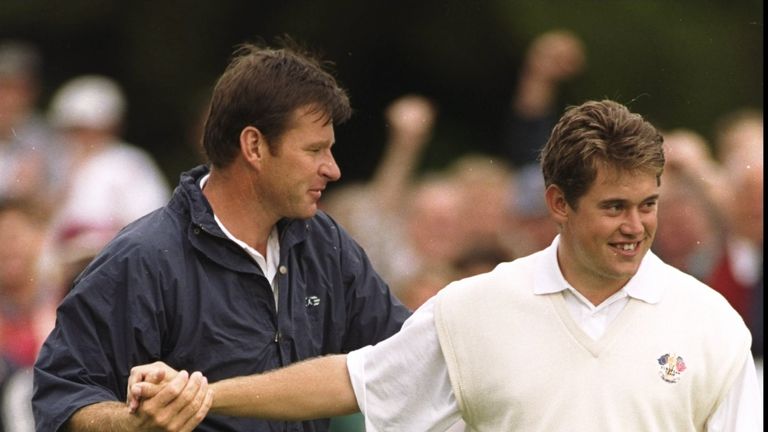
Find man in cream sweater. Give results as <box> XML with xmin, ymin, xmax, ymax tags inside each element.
<box><xmin>128</xmin><ymin>99</ymin><xmax>760</xmax><ymax>431</ymax></box>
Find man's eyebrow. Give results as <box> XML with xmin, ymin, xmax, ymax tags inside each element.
<box><xmin>305</xmin><ymin>139</ymin><xmax>334</xmax><ymax>148</ymax></box>
<box><xmin>598</xmin><ymin>198</ymin><xmax>626</xmax><ymax>206</ymax></box>
<box><xmin>599</xmin><ymin>194</ymin><xmax>660</xmax><ymax>206</ymax></box>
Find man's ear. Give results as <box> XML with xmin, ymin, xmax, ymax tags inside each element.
<box><xmin>545</xmin><ymin>184</ymin><xmax>570</xmax><ymax>225</ymax></box>
<box><xmin>240</xmin><ymin>126</ymin><xmax>266</xmax><ymax>168</ymax></box>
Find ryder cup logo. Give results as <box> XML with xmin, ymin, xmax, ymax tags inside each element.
<box><xmin>657</xmin><ymin>353</ymin><xmax>686</xmax><ymax>383</ymax></box>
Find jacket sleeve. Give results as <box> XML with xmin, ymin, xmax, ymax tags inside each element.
<box><xmin>335</xmin><ymin>225</ymin><xmax>411</xmax><ymax>352</ymax></box>
<box><xmin>32</xmin><ymin>249</ymin><xmax>164</xmax><ymax>432</ymax></box>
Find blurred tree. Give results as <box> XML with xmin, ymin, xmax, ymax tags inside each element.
<box><xmin>0</xmin><ymin>0</ymin><xmax>761</xmax><ymax>184</ymax></box>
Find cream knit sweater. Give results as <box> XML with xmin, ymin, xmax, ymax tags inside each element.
<box><xmin>434</xmin><ymin>250</ymin><xmax>751</xmax><ymax>432</ymax></box>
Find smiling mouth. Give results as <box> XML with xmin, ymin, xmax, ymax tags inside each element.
<box><xmin>611</xmin><ymin>241</ymin><xmax>640</xmax><ymax>252</ymax></box>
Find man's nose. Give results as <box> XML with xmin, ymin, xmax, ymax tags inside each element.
<box><xmin>320</xmin><ymin>156</ymin><xmax>341</xmax><ymax>181</ymax></box>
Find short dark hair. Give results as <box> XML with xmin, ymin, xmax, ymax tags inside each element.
<box><xmin>203</xmin><ymin>39</ymin><xmax>352</xmax><ymax>167</ymax></box>
<box><xmin>540</xmin><ymin>99</ymin><xmax>665</xmax><ymax>208</ymax></box>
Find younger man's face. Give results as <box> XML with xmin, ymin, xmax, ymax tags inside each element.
<box><xmin>557</xmin><ymin>164</ymin><xmax>660</xmax><ymax>293</ymax></box>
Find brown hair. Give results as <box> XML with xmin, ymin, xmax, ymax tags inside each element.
<box><xmin>203</xmin><ymin>38</ymin><xmax>352</xmax><ymax>167</ymax></box>
<box><xmin>540</xmin><ymin>99</ymin><xmax>665</xmax><ymax>208</ymax></box>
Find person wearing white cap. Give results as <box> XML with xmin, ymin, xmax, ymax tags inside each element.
<box><xmin>46</xmin><ymin>74</ymin><xmax>170</xmax><ymax>265</ymax></box>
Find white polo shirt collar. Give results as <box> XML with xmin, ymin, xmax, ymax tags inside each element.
<box><xmin>533</xmin><ymin>234</ymin><xmax>664</xmax><ymax>305</ymax></box>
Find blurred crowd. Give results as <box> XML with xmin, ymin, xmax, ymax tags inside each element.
<box><xmin>0</xmin><ymin>40</ymin><xmax>170</xmax><ymax>430</ymax></box>
<box><xmin>0</xmin><ymin>30</ymin><xmax>762</xmax><ymax>431</ymax></box>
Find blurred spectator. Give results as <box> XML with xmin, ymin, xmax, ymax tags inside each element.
<box><xmin>322</xmin><ymin>94</ymin><xmax>437</xmax><ymax>295</ymax></box>
<box><xmin>0</xmin><ymin>198</ymin><xmax>58</xmax><ymax>369</ymax></box>
<box><xmin>499</xmin><ymin>30</ymin><xmax>586</xmax><ymax>264</ymax></box>
<box><xmin>503</xmin><ymin>29</ymin><xmax>586</xmax><ymax>168</ymax></box>
<box><xmin>708</xmin><ymin>110</ymin><xmax>763</xmax><ymax>359</ymax></box>
<box><xmin>708</xmin><ymin>145</ymin><xmax>763</xmax><ymax>358</ymax></box>
<box><xmin>326</xmin><ymin>170</ymin><xmax>466</xmax><ymax>298</ymax></box>
<box><xmin>452</xmin><ymin>242</ymin><xmax>512</xmax><ymax>280</ymax></box>
<box><xmin>0</xmin><ymin>196</ymin><xmax>59</xmax><ymax>432</ymax></box>
<box><xmin>46</xmin><ymin>75</ymin><xmax>171</xmax><ymax>259</ymax></box>
<box><xmin>654</xmin><ymin>173</ymin><xmax>725</xmax><ymax>281</ymax></box>
<box><xmin>447</xmin><ymin>153</ymin><xmax>515</xmax><ymax>250</ymax></box>
<box><xmin>503</xmin><ymin>163</ymin><xmax>557</xmax><ymax>257</ymax></box>
<box><xmin>397</xmin><ymin>263</ymin><xmax>457</xmax><ymax>312</ymax></box>
<box><xmin>652</xmin><ymin>129</ymin><xmax>725</xmax><ymax>281</ymax></box>
<box><xmin>713</xmin><ymin>108</ymin><xmax>763</xmax><ymax>167</ymax></box>
<box><xmin>371</xmin><ymin>94</ymin><xmax>437</xmax><ymax>214</ymax></box>
<box><xmin>0</xmin><ymin>358</ymin><xmax>34</xmax><ymax>431</ymax></box>
<box><xmin>398</xmin><ymin>173</ymin><xmax>467</xmax><ymax>284</ymax></box>
<box><xmin>0</xmin><ymin>40</ymin><xmax>65</xmax><ymax>208</ymax></box>
<box><xmin>662</xmin><ymin>128</ymin><xmax>724</xmax><ymax>199</ymax></box>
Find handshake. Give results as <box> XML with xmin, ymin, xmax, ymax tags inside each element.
<box><xmin>123</xmin><ymin>354</ymin><xmax>356</xmax><ymax>431</ymax></box>
<box><xmin>126</xmin><ymin>361</ymin><xmax>212</xmax><ymax>432</ymax></box>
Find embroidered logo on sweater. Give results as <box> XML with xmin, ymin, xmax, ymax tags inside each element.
<box><xmin>657</xmin><ymin>353</ymin><xmax>686</xmax><ymax>383</ymax></box>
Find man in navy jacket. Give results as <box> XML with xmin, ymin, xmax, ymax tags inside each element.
<box><xmin>33</xmin><ymin>40</ymin><xmax>410</xmax><ymax>432</ymax></box>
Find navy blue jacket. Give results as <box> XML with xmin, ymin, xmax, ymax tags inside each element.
<box><xmin>33</xmin><ymin>165</ymin><xmax>411</xmax><ymax>432</ymax></box>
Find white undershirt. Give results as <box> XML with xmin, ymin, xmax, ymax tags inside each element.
<box><xmin>199</xmin><ymin>174</ymin><xmax>280</xmax><ymax>308</ymax></box>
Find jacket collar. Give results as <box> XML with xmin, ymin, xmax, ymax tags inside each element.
<box><xmin>171</xmin><ymin>165</ymin><xmax>308</xmax><ymax>273</ymax></box>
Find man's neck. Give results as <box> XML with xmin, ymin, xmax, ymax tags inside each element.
<box><xmin>202</xmin><ymin>166</ymin><xmax>275</xmax><ymax>255</ymax></box>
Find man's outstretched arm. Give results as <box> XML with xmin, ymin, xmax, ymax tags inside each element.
<box><xmin>68</xmin><ymin>370</ymin><xmax>212</xmax><ymax>432</ymax></box>
<box><xmin>129</xmin><ymin>354</ymin><xmax>359</xmax><ymax>421</ymax></box>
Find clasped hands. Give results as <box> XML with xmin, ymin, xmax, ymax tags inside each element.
<box><xmin>125</xmin><ymin>361</ymin><xmax>213</xmax><ymax>432</ymax></box>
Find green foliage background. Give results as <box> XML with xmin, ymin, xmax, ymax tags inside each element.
<box><xmin>1</xmin><ymin>0</ymin><xmax>762</xmax><ymax>182</ymax></box>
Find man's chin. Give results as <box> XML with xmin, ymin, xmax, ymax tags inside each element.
<box><xmin>612</xmin><ymin>262</ymin><xmax>642</xmax><ymax>280</ymax></box>
<box><xmin>294</xmin><ymin>205</ymin><xmax>319</xmax><ymax>219</ymax></box>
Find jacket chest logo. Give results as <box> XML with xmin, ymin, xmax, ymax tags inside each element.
<box><xmin>305</xmin><ymin>296</ymin><xmax>321</xmax><ymax>307</ymax></box>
